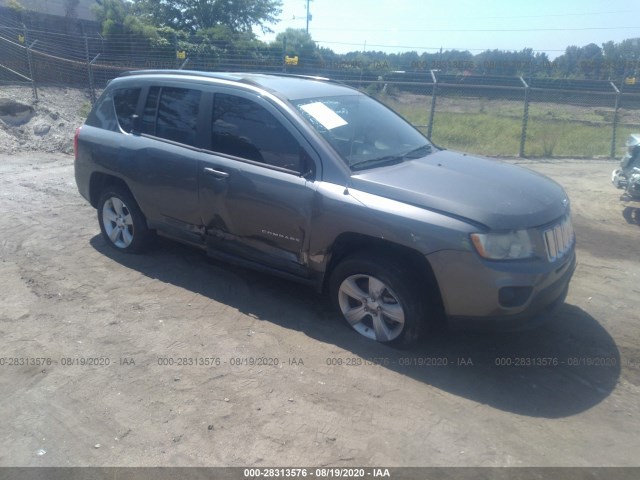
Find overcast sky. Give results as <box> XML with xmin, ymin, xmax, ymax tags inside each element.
<box><xmin>258</xmin><ymin>0</ymin><xmax>640</xmax><ymax>58</ymax></box>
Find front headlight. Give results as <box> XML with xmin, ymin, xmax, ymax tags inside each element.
<box><xmin>470</xmin><ymin>230</ymin><xmax>534</xmax><ymax>260</ymax></box>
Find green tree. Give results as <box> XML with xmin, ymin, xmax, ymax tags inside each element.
<box><xmin>602</xmin><ymin>38</ymin><xmax>640</xmax><ymax>80</ymax></box>
<box><xmin>7</xmin><ymin>0</ymin><xmax>25</xmax><ymax>13</ymax></box>
<box><xmin>132</xmin><ymin>0</ymin><xmax>184</xmax><ymax>29</ymax></box>
<box><xmin>135</xmin><ymin>0</ymin><xmax>282</xmax><ymax>34</ymax></box>
<box><xmin>552</xmin><ymin>43</ymin><xmax>609</xmax><ymax>79</ymax></box>
<box><xmin>274</xmin><ymin>28</ymin><xmax>316</xmax><ymax>58</ymax></box>
<box><xmin>94</xmin><ymin>0</ymin><xmax>156</xmax><ymax>38</ymax></box>
<box><xmin>577</xmin><ymin>43</ymin><xmax>603</xmax><ymax>78</ymax></box>
<box><xmin>553</xmin><ymin>45</ymin><xmax>581</xmax><ymax>78</ymax></box>
<box><xmin>93</xmin><ymin>0</ymin><xmax>174</xmax><ymax>63</ymax></box>
<box><xmin>474</xmin><ymin>48</ymin><xmax>534</xmax><ymax>76</ymax></box>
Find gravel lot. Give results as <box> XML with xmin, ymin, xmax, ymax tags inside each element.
<box><xmin>0</xmin><ymin>151</ymin><xmax>639</xmax><ymax>467</ymax></box>
<box><xmin>0</xmin><ymin>87</ymin><xmax>88</xmax><ymax>155</ymax></box>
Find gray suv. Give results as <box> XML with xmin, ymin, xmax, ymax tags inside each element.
<box><xmin>74</xmin><ymin>70</ymin><xmax>576</xmax><ymax>346</ymax></box>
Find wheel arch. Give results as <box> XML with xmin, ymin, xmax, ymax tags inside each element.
<box><xmin>322</xmin><ymin>233</ymin><xmax>445</xmax><ymax>315</ymax></box>
<box><xmin>89</xmin><ymin>173</ymin><xmax>133</xmax><ymax>209</ymax></box>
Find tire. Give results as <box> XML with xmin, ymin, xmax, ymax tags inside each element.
<box><xmin>329</xmin><ymin>252</ymin><xmax>429</xmax><ymax>347</ymax></box>
<box><xmin>97</xmin><ymin>185</ymin><xmax>151</xmax><ymax>253</ymax></box>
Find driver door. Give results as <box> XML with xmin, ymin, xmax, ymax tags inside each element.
<box><xmin>198</xmin><ymin>90</ymin><xmax>319</xmax><ymax>277</ymax></box>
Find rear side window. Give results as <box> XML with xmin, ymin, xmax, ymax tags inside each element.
<box><xmin>155</xmin><ymin>87</ymin><xmax>201</xmax><ymax>146</ymax></box>
<box><xmin>85</xmin><ymin>91</ymin><xmax>117</xmax><ymax>131</ymax></box>
<box><xmin>211</xmin><ymin>93</ymin><xmax>301</xmax><ymax>172</ymax></box>
<box><xmin>113</xmin><ymin>88</ymin><xmax>141</xmax><ymax>133</ymax></box>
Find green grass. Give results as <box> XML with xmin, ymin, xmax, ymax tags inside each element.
<box><xmin>376</xmin><ymin>94</ymin><xmax>638</xmax><ymax>158</ymax></box>
<box><xmin>429</xmin><ymin>113</ymin><xmax>522</xmax><ymax>156</ymax></box>
<box><xmin>78</xmin><ymin>102</ymin><xmax>91</xmax><ymax>119</ymax></box>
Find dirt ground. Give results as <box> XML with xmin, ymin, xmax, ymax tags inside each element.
<box><xmin>0</xmin><ymin>153</ymin><xmax>639</xmax><ymax>467</ymax></box>
<box><xmin>0</xmin><ymin>87</ymin><xmax>89</xmax><ymax>155</ymax></box>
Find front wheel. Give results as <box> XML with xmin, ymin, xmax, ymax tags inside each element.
<box><xmin>329</xmin><ymin>253</ymin><xmax>429</xmax><ymax>347</ymax></box>
<box><xmin>97</xmin><ymin>186</ymin><xmax>151</xmax><ymax>253</ymax></box>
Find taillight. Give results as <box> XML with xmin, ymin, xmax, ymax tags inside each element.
<box><xmin>74</xmin><ymin>126</ymin><xmax>81</xmax><ymax>160</ymax></box>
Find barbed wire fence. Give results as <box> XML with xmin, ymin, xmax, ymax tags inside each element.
<box><xmin>2</xmin><ymin>17</ymin><xmax>640</xmax><ymax>158</ymax></box>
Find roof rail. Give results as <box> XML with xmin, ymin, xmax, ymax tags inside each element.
<box><xmin>118</xmin><ymin>69</ymin><xmax>237</xmax><ymax>79</ymax></box>
<box><xmin>119</xmin><ymin>69</ymin><xmax>334</xmax><ymax>82</ymax></box>
<box><xmin>115</xmin><ymin>69</ymin><xmax>353</xmax><ymax>94</ymax></box>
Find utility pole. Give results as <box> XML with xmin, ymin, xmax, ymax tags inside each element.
<box><xmin>306</xmin><ymin>0</ymin><xmax>311</xmax><ymax>33</ymax></box>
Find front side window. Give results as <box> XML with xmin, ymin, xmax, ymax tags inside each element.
<box><xmin>113</xmin><ymin>88</ymin><xmax>141</xmax><ymax>133</ymax></box>
<box><xmin>211</xmin><ymin>94</ymin><xmax>302</xmax><ymax>172</ymax></box>
<box><xmin>155</xmin><ymin>87</ymin><xmax>201</xmax><ymax>146</ymax></box>
<box><xmin>293</xmin><ymin>94</ymin><xmax>432</xmax><ymax>171</ymax></box>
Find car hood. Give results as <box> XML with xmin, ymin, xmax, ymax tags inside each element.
<box><xmin>348</xmin><ymin>150</ymin><xmax>569</xmax><ymax>230</ymax></box>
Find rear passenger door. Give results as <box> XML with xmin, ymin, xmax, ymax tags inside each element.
<box><xmin>198</xmin><ymin>90</ymin><xmax>319</xmax><ymax>276</ymax></box>
<box><xmin>128</xmin><ymin>85</ymin><xmax>207</xmax><ymax>240</ymax></box>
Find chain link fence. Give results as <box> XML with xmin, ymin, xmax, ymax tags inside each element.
<box><xmin>2</xmin><ymin>16</ymin><xmax>640</xmax><ymax>158</ymax></box>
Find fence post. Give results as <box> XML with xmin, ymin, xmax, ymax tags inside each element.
<box><xmin>282</xmin><ymin>35</ymin><xmax>287</xmax><ymax>73</ymax></box>
<box><xmin>427</xmin><ymin>69</ymin><xmax>438</xmax><ymax>140</ymax></box>
<box><xmin>84</xmin><ymin>35</ymin><xmax>97</xmax><ymax>104</ymax></box>
<box><xmin>24</xmin><ymin>26</ymin><xmax>38</xmax><ymax>102</ymax></box>
<box><xmin>89</xmin><ymin>53</ymin><xmax>101</xmax><ymax>104</ymax></box>
<box><xmin>519</xmin><ymin>76</ymin><xmax>530</xmax><ymax>158</ymax></box>
<box><xmin>610</xmin><ymin>82</ymin><xmax>621</xmax><ymax>158</ymax></box>
<box><xmin>174</xmin><ymin>33</ymin><xmax>179</xmax><ymax>69</ymax></box>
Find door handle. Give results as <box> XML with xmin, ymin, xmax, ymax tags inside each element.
<box><xmin>203</xmin><ymin>167</ymin><xmax>230</xmax><ymax>179</ymax></box>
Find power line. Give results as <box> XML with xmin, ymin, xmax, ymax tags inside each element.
<box><xmin>274</xmin><ymin>1</ymin><xmax>640</xmax><ymax>24</ymax></box>
<box><xmin>469</xmin><ymin>10</ymin><xmax>638</xmax><ymax>19</ymax></box>
<box><xmin>311</xmin><ymin>26</ymin><xmax>640</xmax><ymax>33</ymax></box>
<box><xmin>314</xmin><ymin>40</ymin><xmax>565</xmax><ymax>53</ymax></box>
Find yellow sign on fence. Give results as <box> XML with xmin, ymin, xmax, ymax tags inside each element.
<box><xmin>625</xmin><ymin>77</ymin><xmax>636</xmax><ymax>85</ymax></box>
<box><xmin>285</xmin><ymin>55</ymin><xmax>299</xmax><ymax>65</ymax></box>
<box><xmin>176</xmin><ymin>50</ymin><xmax>186</xmax><ymax>60</ymax></box>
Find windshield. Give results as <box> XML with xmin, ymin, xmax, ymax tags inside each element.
<box><xmin>292</xmin><ymin>94</ymin><xmax>433</xmax><ymax>171</ymax></box>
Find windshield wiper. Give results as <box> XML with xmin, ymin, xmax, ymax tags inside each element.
<box><xmin>350</xmin><ymin>155</ymin><xmax>405</xmax><ymax>171</ymax></box>
<box><xmin>402</xmin><ymin>144</ymin><xmax>432</xmax><ymax>159</ymax></box>
<box><xmin>350</xmin><ymin>144</ymin><xmax>432</xmax><ymax>171</ymax></box>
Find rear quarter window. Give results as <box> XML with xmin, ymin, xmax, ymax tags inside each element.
<box><xmin>85</xmin><ymin>87</ymin><xmax>141</xmax><ymax>133</ymax></box>
<box><xmin>85</xmin><ymin>91</ymin><xmax>117</xmax><ymax>131</ymax></box>
<box><xmin>113</xmin><ymin>88</ymin><xmax>141</xmax><ymax>133</ymax></box>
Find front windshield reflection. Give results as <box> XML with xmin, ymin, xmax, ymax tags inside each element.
<box><xmin>293</xmin><ymin>95</ymin><xmax>433</xmax><ymax>170</ymax></box>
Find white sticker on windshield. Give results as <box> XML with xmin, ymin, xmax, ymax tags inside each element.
<box><xmin>300</xmin><ymin>102</ymin><xmax>348</xmax><ymax>130</ymax></box>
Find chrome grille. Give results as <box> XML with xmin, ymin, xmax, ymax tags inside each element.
<box><xmin>544</xmin><ymin>215</ymin><xmax>575</xmax><ymax>262</ymax></box>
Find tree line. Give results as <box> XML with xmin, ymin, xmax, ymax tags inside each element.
<box><xmin>11</xmin><ymin>0</ymin><xmax>640</xmax><ymax>81</ymax></box>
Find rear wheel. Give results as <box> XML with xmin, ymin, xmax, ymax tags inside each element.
<box><xmin>97</xmin><ymin>186</ymin><xmax>151</xmax><ymax>253</ymax></box>
<box><xmin>330</xmin><ymin>252</ymin><xmax>429</xmax><ymax>347</ymax></box>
